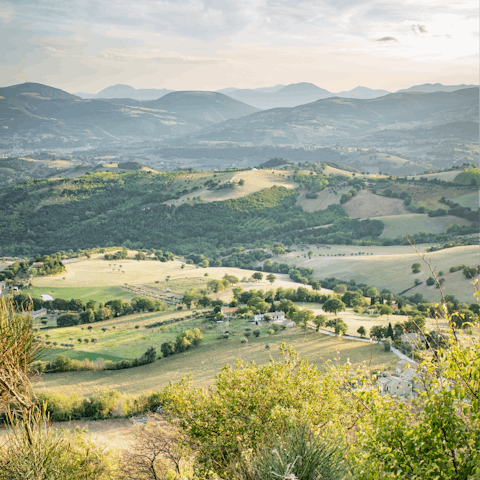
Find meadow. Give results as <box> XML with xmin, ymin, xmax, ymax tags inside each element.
<box><xmin>376</xmin><ymin>213</ymin><xmax>472</xmax><ymax>238</ymax></box>
<box><xmin>165</xmin><ymin>169</ymin><xmax>297</xmax><ymax>206</ymax></box>
<box><xmin>343</xmin><ymin>190</ymin><xmax>408</xmax><ymax>218</ymax></box>
<box><xmin>33</xmin><ymin>326</ymin><xmax>397</xmax><ymax>397</ymax></box>
<box><xmin>275</xmin><ymin>245</ymin><xmax>479</xmax><ymax>302</ymax></box>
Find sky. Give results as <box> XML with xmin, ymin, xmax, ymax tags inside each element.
<box><xmin>1</xmin><ymin>0</ymin><xmax>478</xmax><ymax>93</ymax></box>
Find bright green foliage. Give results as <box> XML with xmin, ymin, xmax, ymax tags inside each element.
<box><xmin>322</xmin><ymin>298</ymin><xmax>346</xmax><ymax>315</ymax></box>
<box><xmin>160</xmin><ymin>345</ymin><xmax>357</xmax><ymax>479</ymax></box>
<box><xmin>355</xmin><ymin>327</ymin><xmax>480</xmax><ymax>479</ymax></box>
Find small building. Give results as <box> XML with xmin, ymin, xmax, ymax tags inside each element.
<box><xmin>254</xmin><ymin>311</ymin><xmax>286</xmax><ymax>323</ymax></box>
<box><xmin>221</xmin><ymin>307</ymin><xmax>238</xmax><ymax>318</ymax></box>
<box><xmin>396</xmin><ymin>359</ymin><xmax>419</xmax><ymax>376</ymax></box>
<box><xmin>272</xmin><ymin>318</ymin><xmax>296</xmax><ymax>328</ymax></box>
<box><xmin>378</xmin><ymin>376</ymin><xmax>413</xmax><ymax>397</ymax></box>
<box><xmin>31</xmin><ymin>262</ymin><xmax>44</xmax><ymax>269</ymax></box>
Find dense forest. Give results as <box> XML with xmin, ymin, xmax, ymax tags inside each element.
<box><xmin>0</xmin><ymin>171</ymin><xmax>378</xmax><ymax>256</ymax></box>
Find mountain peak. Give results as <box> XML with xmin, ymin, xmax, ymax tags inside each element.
<box><xmin>279</xmin><ymin>82</ymin><xmax>328</xmax><ymax>93</ymax></box>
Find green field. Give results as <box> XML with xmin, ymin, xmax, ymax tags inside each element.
<box><xmin>40</xmin><ymin>348</ymin><xmax>125</xmax><ymax>363</ymax></box>
<box><xmin>378</xmin><ymin>183</ymin><xmax>475</xmax><ymax>211</ymax></box>
<box><xmin>376</xmin><ymin>214</ymin><xmax>472</xmax><ymax>238</ymax></box>
<box><xmin>449</xmin><ymin>191</ymin><xmax>480</xmax><ymax>209</ymax></box>
<box><xmin>33</xmin><ymin>327</ymin><xmax>397</xmax><ymax>397</ymax></box>
<box><xmin>25</xmin><ymin>286</ymin><xmax>137</xmax><ymax>304</ymax></box>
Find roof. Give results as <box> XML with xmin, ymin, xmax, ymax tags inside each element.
<box><xmin>396</xmin><ymin>359</ymin><xmax>419</xmax><ymax>368</ymax></box>
<box><xmin>221</xmin><ymin>307</ymin><xmax>238</xmax><ymax>314</ymax></box>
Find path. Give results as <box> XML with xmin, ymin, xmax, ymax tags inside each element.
<box><xmin>309</xmin><ymin>325</ymin><xmax>416</xmax><ymax>363</ymax></box>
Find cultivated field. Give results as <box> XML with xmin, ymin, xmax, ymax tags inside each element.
<box><xmin>376</xmin><ymin>214</ymin><xmax>472</xmax><ymax>238</ymax></box>
<box><xmin>273</xmin><ymin>245</ymin><xmax>479</xmax><ymax>302</ymax></box>
<box><xmin>296</xmin><ymin>186</ymin><xmax>350</xmax><ymax>212</ymax></box>
<box><xmin>33</xmin><ymin>328</ymin><xmax>397</xmax><ymax>397</ymax></box>
<box><xmin>166</xmin><ymin>169</ymin><xmax>297</xmax><ymax>206</ymax></box>
<box><xmin>343</xmin><ymin>190</ymin><xmax>408</xmax><ymax>218</ymax></box>
<box><xmin>409</xmin><ymin>170</ymin><xmax>464</xmax><ymax>182</ymax></box>
<box><xmin>449</xmin><ymin>191</ymin><xmax>479</xmax><ymax>209</ymax></box>
<box><xmin>377</xmin><ymin>183</ymin><xmax>474</xmax><ymax>211</ymax></box>
<box><xmin>30</xmin><ymin>254</ymin><xmax>310</xmax><ymax>303</ymax></box>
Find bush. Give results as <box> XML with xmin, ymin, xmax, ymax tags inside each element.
<box><xmin>0</xmin><ymin>415</ymin><xmax>113</xmax><ymax>480</ymax></box>
<box><xmin>253</xmin><ymin>328</ymin><xmax>261</xmax><ymax>337</ymax></box>
<box><xmin>236</xmin><ymin>424</ymin><xmax>350</xmax><ymax>480</ymax></box>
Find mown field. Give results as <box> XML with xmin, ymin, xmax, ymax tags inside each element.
<box><xmin>377</xmin><ymin>183</ymin><xmax>475</xmax><ymax>211</ymax></box>
<box><xmin>26</xmin><ymin>285</ymin><xmax>137</xmax><ymax>304</ymax></box>
<box><xmin>343</xmin><ymin>190</ymin><xmax>408</xmax><ymax>218</ymax></box>
<box><xmin>33</xmin><ymin>326</ymin><xmax>397</xmax><ymax>397</ymax></box>
<box><xmin>376</xmin><ymin>214</ymin><xmax>472</xmax><ymax>238</ymax></box>
<box><xmin>296</xmin><ymin>186</ymin><xmax>350</xmax><ymax>212</ymax></box>
<box><xmin>165</xmin><ymin>169</ymin><xmax>297</xmax><ymax>206</ymax></box>
<box><xmin>274</xmin><ymin>245</ymin><xmax>479</xmax><ymax>302</ymax></box>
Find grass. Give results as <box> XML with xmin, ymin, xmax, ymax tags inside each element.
<box><xmin>25</xmin><ymin>286</ymin><xmax>137</xmax><ymax>304</ymax></box>
<box><xmin>165</xmin><ymin>169</ymin><xmax>297</xmax><ymax>206</ymax></box>
<box><xmin>40</xmin><ymin>349</ymin><xmax>125</xmax><ymax>363</ymax></box>
<box><xmin>377</xmin><ymin>183</ymin><xmax>475</xmax><ymax>211</ymax></box>
<box><xmin>410</xmin><ymin>170</ymin><xmax>465</xmax><ymax>182</ymax></box>
<box><xmin>453</xmin><ymin>168</ymin><xmax>480</xmax><ymax>186</ymax></box>
<box><xmin>449</xmin><ymin>191</ymin><xmax>480</xmax><ymax>209</ymax></box>
<box><xmin>33</xmin><ymin>327</ymin><xmax>397</xmax><ymax>397</ymax></box>
<box><xmin>296</xmin><ymin>186</ymin><xmax>350</xmax><ymax>212</ymax></box>
<box><xmin>375</xmin><ymin>214</ymin><xmax>472</xmax><ymax>238</ymax></box>
<box><xmin>343</xmin><ymin>190</ymin><xmax>408</xmax><ymax>218</ymax></box>
<box><xmin>274</xmin><ymin>245</ymin><xmax>479</xmax><ymax>302</ymax></box>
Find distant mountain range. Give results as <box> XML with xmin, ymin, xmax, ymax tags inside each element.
<box><xmin>192</xmin><ymin>88</ymin><xmax>479</xmax><ymax>145</ymax></box>
<box><xmin>74</xmin><ymin>82</ymin><xmax>476</xmax><ymax>109</ymax></box>
<box><xmin>0</xmin><ymin>83</ymin><xmax>259</xmax><ymax>146</ymax></box>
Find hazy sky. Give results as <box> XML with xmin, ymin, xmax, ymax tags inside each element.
<box><xmin>1</xmin><ymin>0</ymin><xmax>478</xmax><ymax>93</ymax></box>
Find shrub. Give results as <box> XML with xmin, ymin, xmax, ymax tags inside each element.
<box><xmin>253</xmin><ymin>328</ymin><xmax>261</xmax><ymax>337</ymax></box>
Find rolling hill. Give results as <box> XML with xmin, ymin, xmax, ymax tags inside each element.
<box><xmin>192</xmin><ymin>88</ymin><xmax>479</xmax><ymax>146</ymax></box>
<box><xmin>0</xmin><ymin>83</ymin><xmax>259</xmax><ymax>149</ymax></box>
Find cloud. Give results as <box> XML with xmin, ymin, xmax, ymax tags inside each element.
<box><xmin>412</xmin><ymin>24</ymin><xmax>428</xmax><ymax>34</ymax></box>
<box><xmin>376</xmin><ymin>37</ymin><xmax>398</xmax><ymax>42</ymax></box>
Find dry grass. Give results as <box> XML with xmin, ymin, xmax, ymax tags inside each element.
<box><xmin>375</xmin><ymin>214</ymin><xmax>472</xmax><ymax>238</ymax></box>
<box><xmin>274</xmin><ymin>245</ymin><xmax>479</xmax><ymax>302</ymax></box>
<box><xmin>296</xmin><ymin>186</ymin><xmax>351</xmax><ymax>212</ymax></box>
<box><xmin>165</xmin><ymin>169</ymin><xmax>297</xmax><ymax>206</ymax></box>
<box><xmin>33</xmin><ymin>329</ymin><xmax>396</xmax><ymax>397</ymax></box>
<box><xmin>409</xmin><ymin>170</ymin><xmax>464</xmax><ymax>182</ymax></box>
<box><xmin>343</xmin><ymin>190</ymin><xmax>409</xmax><ymax>218</ymax></box>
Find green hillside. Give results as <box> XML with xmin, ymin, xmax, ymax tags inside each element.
<box><xmin>0</xmin><ymin>170</ymin><xmax>351</xmax><ymax>257</ymax></box>
<box><xmin>454</xmin><ymin>168</ymin><xmax>480</xmax><ymax>185</ymax></box>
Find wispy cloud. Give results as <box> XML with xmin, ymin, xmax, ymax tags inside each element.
<box><xmin>376</xmin><ymin>37</ymin><xmax>398</xmax><ymax>42</ymax></box>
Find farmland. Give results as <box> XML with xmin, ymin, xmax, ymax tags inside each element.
<box><xmin>343</xmin><ymin>190</ymin><xmax>409</xmax><ymax>218</ymax></box>
<box><xmin>273</xmin><ymin>245</ymin><xmax>479</xmax><ymax>302</ymax></box>
<box><xmin>376</xmin><ymin>213</ymin><xmax>472</xmax><ymax>238</ymax></box>
<box><xmin>33</xmin><ymin>325</ymin><xmax>397</xmax><ymax>397</ymax></box>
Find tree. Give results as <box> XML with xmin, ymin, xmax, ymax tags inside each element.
<box><xmin>366</xmin><ymin>286</ymin><xmax>379</xmax><ymax>299</ymax></box>
<box><xmin>119</xmin><ymin>414</ymin><xmax>193</xmax><ymax>480</ymax></box>
<box><xmin>313</xmin><ymin>314</ymin><xmax>327</xmax><ymax>331</ymax></box>
<box><xmin>357</xmin><ymin>326</ymin><xmax>366</xmax><ymax>337</ymax></box>
<box><xmin>311</xmin><ymin>280</ymin><xmax>321</xmax><ymax>291</ymax></box>
<box><xmin>333</xmin><ymin>284</ymin><xmax>348</xmax><ymax>294</ymax></box>
<box><xmin>322</xmin><ymin>298</ymin><xmax>346</xmax><ymax>315</ymax></box>
<box><xmin>370</xmin><ymin>325</ymin><xmax>386</xmax><ymax>341</ymax></box>
<box><xmin>379</xmin><ymin>305</ymin><xmax>393</xmax><ymax>319</ymax></box>
<box><xmin>252</xmin><ymin>272</ymin><xmax>263</xmax><ymax>281</ymax></box>
<box><xmin>294</xmin><ymin>309</ymin><xmax>315</xmax><ymax>335</ymax></box>
<box><xmin>385</xmin><ymin>322</ymin><xmax>394</xmax><ymax>339</ymax></box>
<box><xmin>332</xmin><ymin>320</ymin><xmax>346</xmax><ymax>336</ymax></box>
<box><xmin>411</xmin><ymin>263</ymin><xmax>421</xmax><ymax>274</ymax></box>
<box><xmin>266</xmin><ymin>274</ymin><xmax>276</xmax><ymax>284</ymax></box>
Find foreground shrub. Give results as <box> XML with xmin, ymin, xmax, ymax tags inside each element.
<box><xmin>235</xmin><ymin>424</ymin><xmax>351</xmax><ymax>480</ymax></box>
<box><xmin>0</xmin><ymin>413</ymin><xmax>112</xmax><ymax>480</ymax></box>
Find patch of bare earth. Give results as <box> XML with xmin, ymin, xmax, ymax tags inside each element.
<box><xmin>343</xmin><ymin>190</ymin><xmax>408</xmax><ymax>218</ymax></box>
